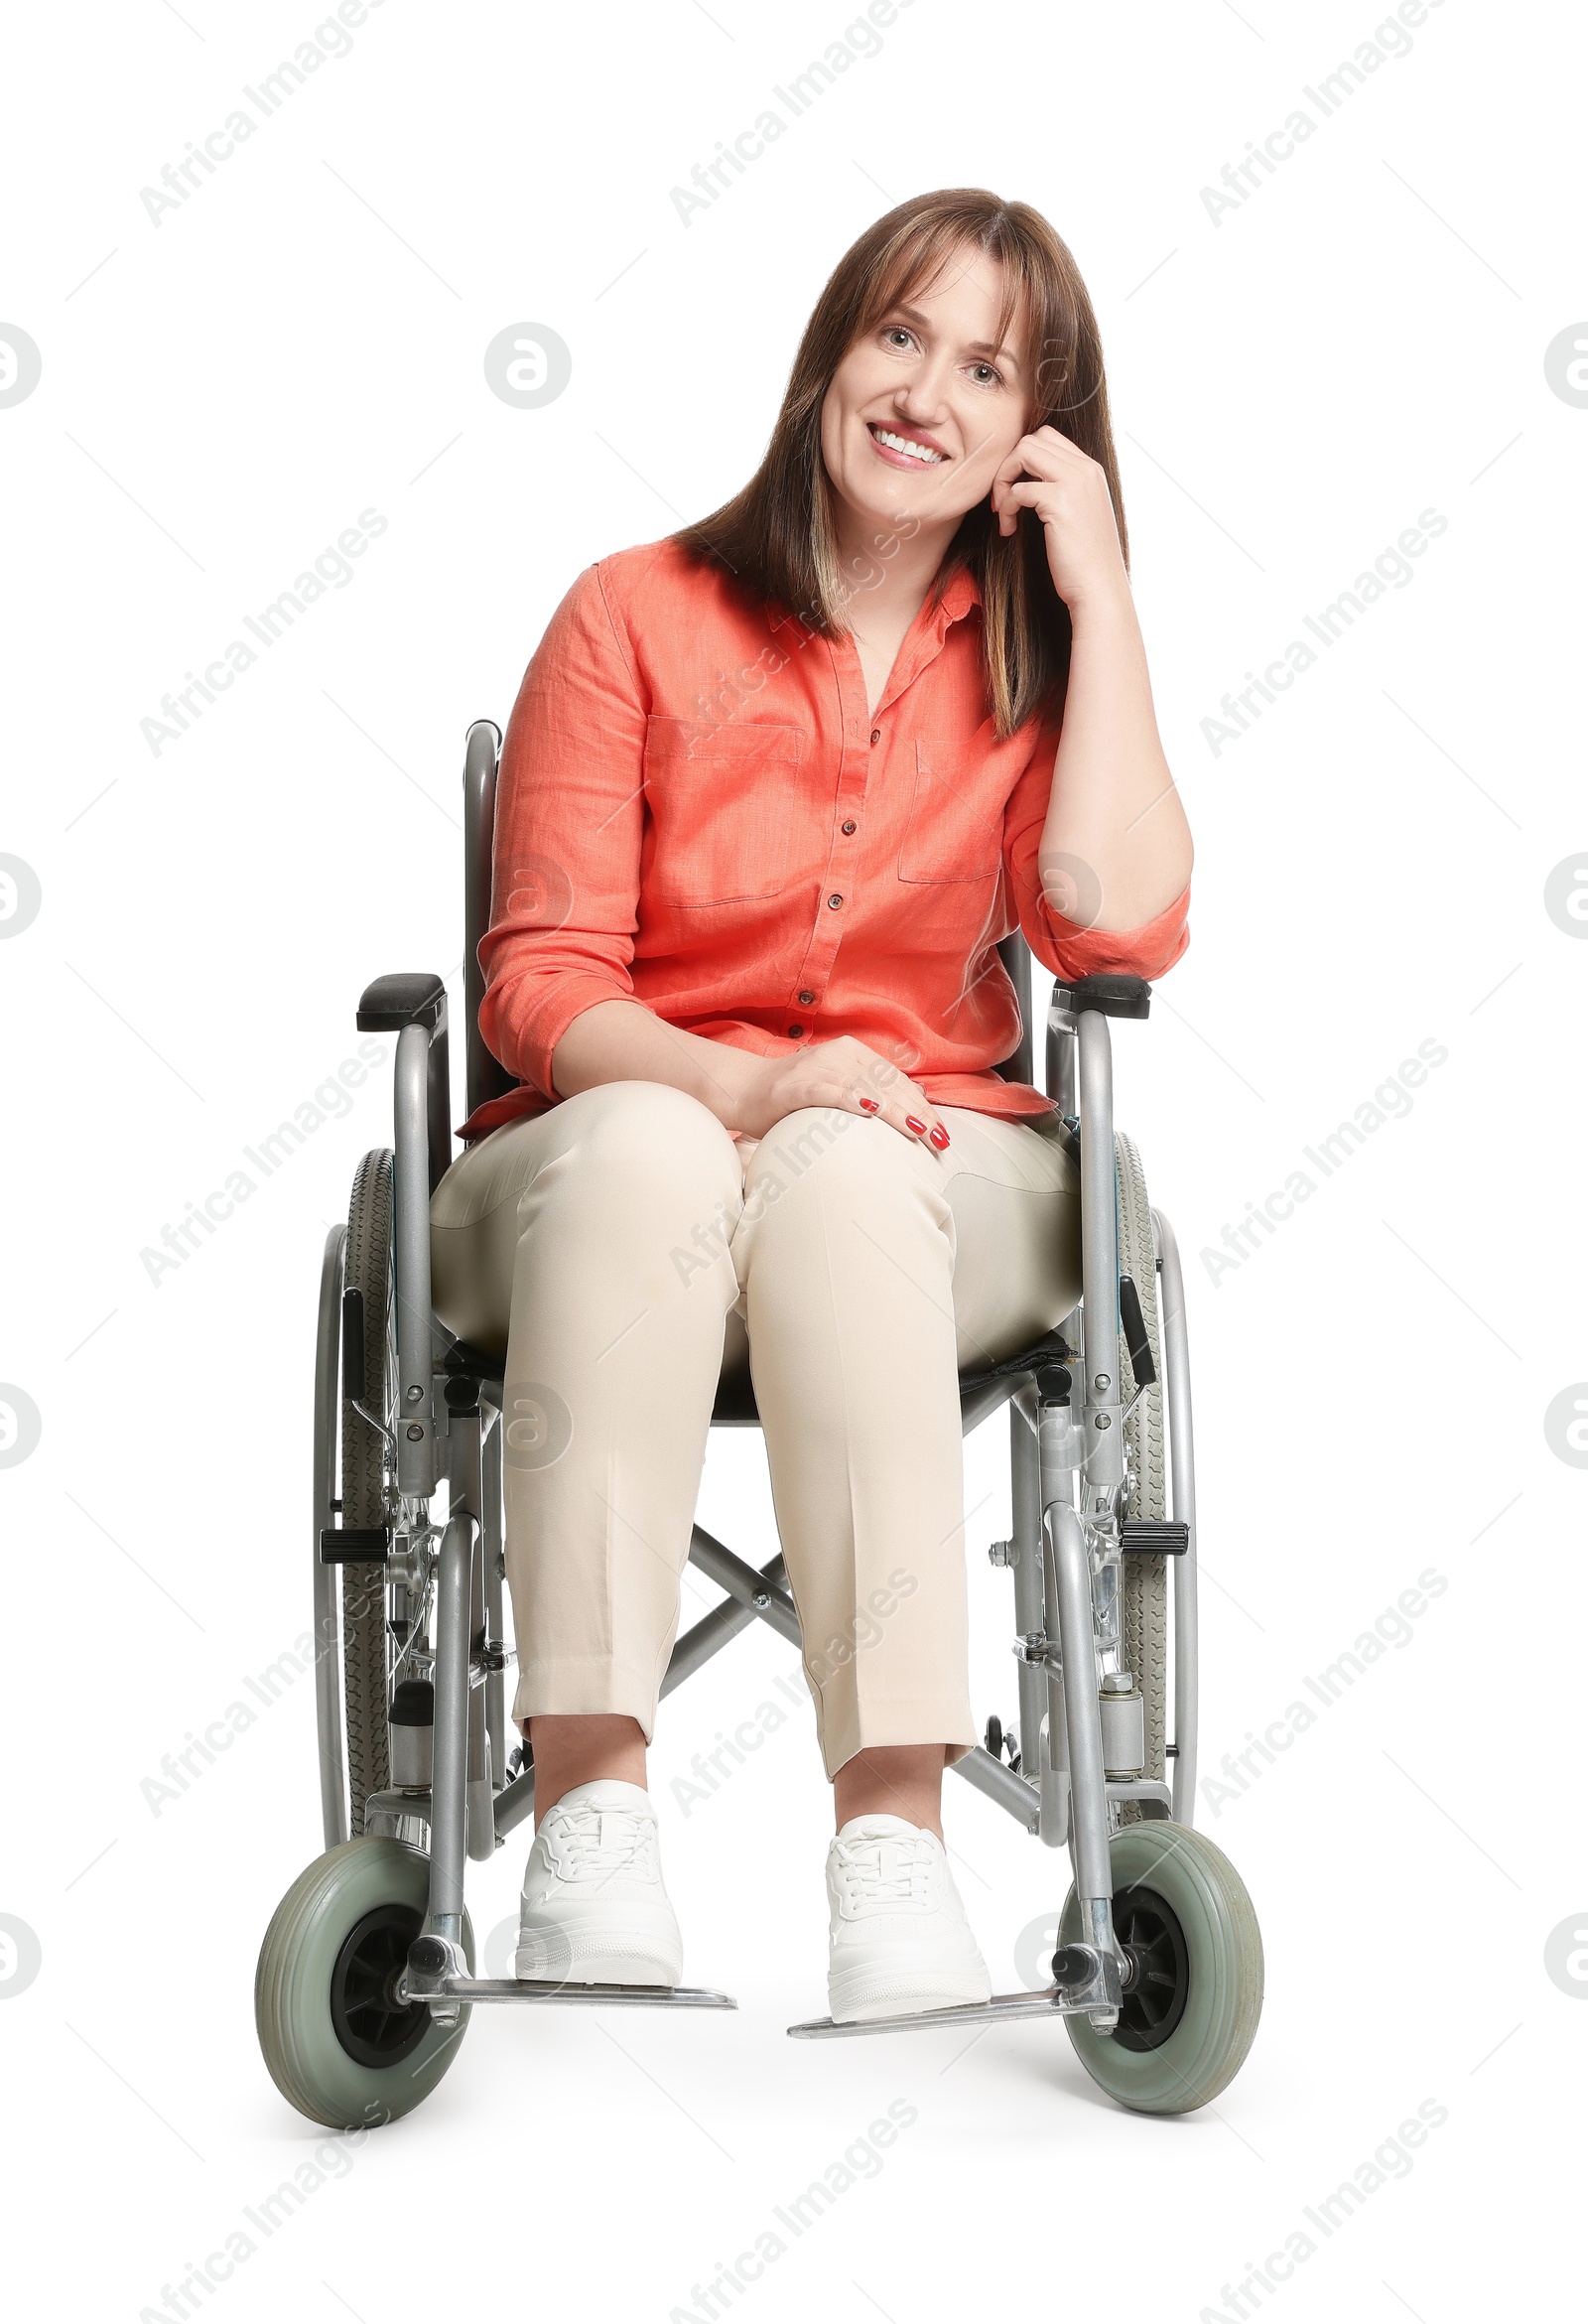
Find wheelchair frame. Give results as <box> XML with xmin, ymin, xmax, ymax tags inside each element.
<box><xmin>282</xmin><ymin>716</ymin><xmax>1252</xmax><ymax>2099</ymax></box>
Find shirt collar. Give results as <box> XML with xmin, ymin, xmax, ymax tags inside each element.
<box><xmin>934</xmin><ymin>561</ymin><xmax>981</xmax><ymax>624</ymax></box>
<box><xmin>763</xmin><ymin>558</ymin><xmax>983</xmax><ymax>635</ymax></box>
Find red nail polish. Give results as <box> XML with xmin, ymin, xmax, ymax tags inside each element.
<box><xmin>859</xmin><ymin>1097</ymin><xmax>879</xmax><ymax>1113</ymax></box>
<box><xmin>905</xmin><ymin>1115</ymin><xmax>927</xmax><ymax>1135</ymax></box>
<box><xmin>929</xmin><ymin>1124</ymin><xmax>950</xmax><ymax>1149</ymax></box>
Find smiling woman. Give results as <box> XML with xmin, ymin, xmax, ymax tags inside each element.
<box><xmin>433</xmin><ymin>187</ymin><xmax>1194</xmax><ymax>2026</ymax></box>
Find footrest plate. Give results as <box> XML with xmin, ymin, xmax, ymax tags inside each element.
<box><xmin>788</xmin><ymin>1986</ymin><xmax>1104</xmax><ymax>2039</ymax></box>
<box><xmin>407</xmin><ymin>1975</ymin><xmax>736</xmax><ymax>2010</ymax></box>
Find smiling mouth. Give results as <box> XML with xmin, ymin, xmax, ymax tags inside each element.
<box><xmin>867</xmin><ymin>423</ymin><xmax>948</xmax><ymax>465</ymax></box>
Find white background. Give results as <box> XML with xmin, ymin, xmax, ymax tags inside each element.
<box><xmin>2</xmin><ymin>0</ymin><xmax>1583</xmax><ymax>2317</ymax></box>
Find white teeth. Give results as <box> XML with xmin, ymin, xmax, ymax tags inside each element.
<box><xmin>872</xmin><ymin>426</ymin><xmax>944</xmax><ymax>463</ymax></box>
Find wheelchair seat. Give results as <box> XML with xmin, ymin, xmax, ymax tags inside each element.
<box><xmin>439</xmin><ymin>1320</ymin><xmax>1076</xmax><ymax>1436</ymax></box>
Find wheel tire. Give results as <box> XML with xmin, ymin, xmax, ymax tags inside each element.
<box><xmin>1116</xmin><ymin>1132</ymin><xmax>1166</xmax><ymax>1821</ymax></box>
<box><xmin>342</xmin><ymin>1150</ymin><xmax>395</xmax><ymax>1832</ymax></box>
<box><xmin>255</xmin><ymin>1838</ymin><xmax>473</xmax><ymax>2128</ymax></box>
<box><xmin>1059</xmin><ymin>1822</ymin><xmax>1262</xmax><ymax>2114</ymax></box>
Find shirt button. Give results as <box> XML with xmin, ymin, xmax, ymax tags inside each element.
<box><xmin>827</xmin><ymin>893</ymin><xmax>843</xmax><ymax>909</ymax></box>
<box><xmin>869</xmin><ymin>729</ymin><xmax>880</xmax><ymax>746</ymax></box>
<box><xmin>797</xmin><ymin>990</ymin><xmax>816</xmax><ymax>1006</ymax></box>
<box><xmin>841</xmin><ymin>820</ymin><xmax>857</xmax><ymax>836</ymax></box>
<box><xmin>787</xmin><ymin>1025</ymin><xmax>805</xmax><ymax>1038</ymax></box>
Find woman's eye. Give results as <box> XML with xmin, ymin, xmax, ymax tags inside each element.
<box><xmin>969</xmin><ymin>362</ymin><xmax>1000</xmax><ymax>386</ymax></box>
<box><xmin>883</xmin><ymin>328</ymin><xmax>914</xmax><ymax>349</ymax></box>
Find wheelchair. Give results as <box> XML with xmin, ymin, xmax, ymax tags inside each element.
<box><xmin>255</xmin><ymin>719</ymin><xmax>1263</xmax><ymax>2126</ymax></box>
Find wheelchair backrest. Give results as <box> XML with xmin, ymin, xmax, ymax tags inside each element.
<box><xmin>461</xmin><ymin>720</ymin><xmax>1035</xmax><ymax>1121</ymax></box>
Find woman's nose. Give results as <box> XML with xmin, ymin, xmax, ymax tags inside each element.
<box><xmin>894</xmin><ymin>383</ymin><xmax>948</xmax><ymax>429</ymax></box>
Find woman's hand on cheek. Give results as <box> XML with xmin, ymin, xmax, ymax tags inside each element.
<box><xmin>733</xmin><ymin>1038</ymin><xmax>951</xmax><ymax>1154</ymax></box>
<box><xmin>990</xmin><ymin>426</ymin><xmax>1129</xmax><ymax>615</ymax></box>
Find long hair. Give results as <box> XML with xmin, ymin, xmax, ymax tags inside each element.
<box><xmin>674</xmin><ymin>188</ymin><xmax>1125</xmax><ymax>740</ymax></box>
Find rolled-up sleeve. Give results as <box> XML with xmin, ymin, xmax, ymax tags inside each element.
<box><xmin>476</xmin><ymin>564</ymin><xmax>649</xmax><ymax>1100</ymax></box>
<box><xmin>1003</xmin><ymin>724</ymin><xmax>1191</xmax><ymax>983</ymax></box>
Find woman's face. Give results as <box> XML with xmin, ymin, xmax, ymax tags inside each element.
<box><xmin>819</xmin><ymin>246</ymin><xmax>1032</xmax><ymax>544</ymax></box>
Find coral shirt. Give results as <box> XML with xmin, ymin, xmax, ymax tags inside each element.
<box><xmin>461</xmin><ymin>537</ymin><xmax>1189</xmax><ymax>1144</ymax></box>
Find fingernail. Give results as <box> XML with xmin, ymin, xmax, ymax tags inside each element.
<box><xmin>859</xmin><ymin>1097</ymin><xmax>879</xmax><ymax>1113</ymax></box>
<box><xmin>905</xmin><ymin>1115</ymin><xmax>927</xmax><ymax>1135</ymax></box>
<box><xmin>929</xmin><ymin>1124</ymin><xmax>950</xmax><ymax>1149</ymax></box>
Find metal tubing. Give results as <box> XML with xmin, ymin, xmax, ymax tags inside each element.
<box><xmin>664</xmin><ymin>1556</ymin><xmax>789</xmax><ymax>1696</ymax></box>
<box><xmin>953</xmin><ymin>1744</ymin><xmax>1040</xmax><ymax>1830</ymax></box>
<box><xmin>1049</xmin><ymin>1500</ymin><xmax>1114</xmax><ymax>1913</ymax></box>
<box><xmin>494</xmin><ymin>1766</ymin><xmax>535</xmax><ymax>1841</ymax></box>
<box><xmin>959</xmin><ymin>1371</ymin><xmax>1023</xmax><ymax>1437</ymax></box>
<box><xmin>1154</xmin><ymin>1207</ymin><xmax>1200</xmax><ymax>1823</ymax></box>
<box><xmin>1076</xmin><ymin>1011</ymin><xmax>1124</xmax><ymax>1497</ymax></box>
<box><xmin>688</xmin><ymin>1528</ymin><xmax>802</xmax><ymax>1646</ymax></box>
<box><xmin>463</xmin><ymin>720</ymin><xmax>512</xmax><ymax>1120</ymax></box>
<box><xmin>425</xmin><ymin>1514</ymin><xmax>475</xmax><ymax>1942</ymax></box>
<box><xmin>481</xmin><ymin>1403</ymin><xmax>506</xmax><ymax>1789</ymax></box>
<box><xmin>393</xmin><ymin>1023</ymin><xmax>438</xmax><ymax>1498</ymax></box>
<box><xmin>425</xmin><ymin>1977</ymin><xmax>735</xmax><ymax>2011</ymax></box>
<box><xmin>426</xmin><ymin>1015</ymin><xmax>453</xmax><ymax>1197</ymax></box>
<box><xmin>312</xmin><ymin>1224</ymin><xmax>348</xmax><ymax>1850</ymax></box>
<box><xmin>1008</xmin><ymin>1392</ymin><xmax>1048</xmax><ymax>1807</ymax></box>
<box><xmin>789</xmin><ymin>1988</ymin><xmax>1086</xmax><ymax>2040</ymax></box>
<box><xmin>1036</xmin><ymin>1389</ymin><xmax>1080</xmax><ymax>1850</ymax></box>
<box><xmin>466</xmin><ymin>1459</ymin><xmax>493</xmax><ymax>1862</ymax></box>
<box><xmin>1049</xmin><ymin>1018</ymin><xmax>1077</xmax><ymax>1117</ymax></box>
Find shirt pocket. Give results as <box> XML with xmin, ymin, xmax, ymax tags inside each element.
<box><xmin>642</xmin><ymin>717</ymin><xmax>804</xmax><ymax>904</ymax></box>
<box><xmin>898</xmin><ymin>739</ymin><xmax>1004</xmax><ymax>884</ymax></box>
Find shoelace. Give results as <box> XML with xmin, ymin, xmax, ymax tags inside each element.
<box><xmin>833</xmin><ymin>1833</ymin><xmax>935</xmax><ymax>1912</ymax></box>
<box><xmin>546</xmin><ymin>1804</ymin><xmax>654</xmax><ymax>1884</ymax></box>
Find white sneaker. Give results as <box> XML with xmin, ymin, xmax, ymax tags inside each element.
<box><xmin>825</xmin><ymin>1814</ymin><xmax>992</xmax><ymax>2022</ymax></box>
<box><xmin>515</xmin><ymin>1779</ymin><xmax>684</xmax><ymax>1987</ymax></box>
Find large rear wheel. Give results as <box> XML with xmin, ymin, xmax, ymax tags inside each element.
<box><xmin>1116</xmin><ymin>1132</ymin><xmax>1167</xmax><ymax>1820</ymax></box>
<box><xmin>341</xmin><ymin>1150</ymin><xmax>396</xmax><ymax>1831</ymax></box>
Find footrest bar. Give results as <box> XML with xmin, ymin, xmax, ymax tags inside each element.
<box><xmin>408</xmin><ymin>1976</ymin><xmax>737</xmax><ymax>2010</ymax></box>
<box><xmin>787</xmin><ymin>1986</ymin><xmax>1100</xmax><ymax>2039</ymax></box>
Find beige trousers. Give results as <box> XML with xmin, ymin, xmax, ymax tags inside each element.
<box><xmin>429</xmin><ymin>1080</ymin><xmax>1081</xmax><ymax>1779</ymax></box>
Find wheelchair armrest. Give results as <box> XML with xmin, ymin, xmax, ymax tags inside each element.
<box><xmin>357</xmin><ymin>973</ymin><xmax>448</xmax><ymax>1033</ymax></box>
<box><xmin>1050</xmin><ymin>973</ymin><xmax>1151</xmax><ymax>1022</ymax></box>
<box><xmin>354</xmin><ymin>973</ymin><xmax>452</xmax><ymax>1196</ymax></box>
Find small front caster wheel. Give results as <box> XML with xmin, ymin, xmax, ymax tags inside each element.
<box><xmin>1058</xmin><ymin>1822</ymin><xmax>1261</xmax><ymax>2115</ymax></box>
<box><xmin>255</xmin><ymin>1838</ymin><xmax>474</xmax><ymax>2128</ymax></box>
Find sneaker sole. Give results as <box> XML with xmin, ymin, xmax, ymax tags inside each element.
<box><xmin>515</xmin><ymin>1924</ymin><xmax>683</xmax><ymax>1987</ymax></box>
<box><xmin>829</xmin><ymin>1966</ymin><xmax>992</xmax><ymax>2023</ymax></box>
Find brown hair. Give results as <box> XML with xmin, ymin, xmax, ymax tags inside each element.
<box><xmin>674</xmin><ymin>188</ymin><xmax>1125</xmax><ymax>739</ymax></box>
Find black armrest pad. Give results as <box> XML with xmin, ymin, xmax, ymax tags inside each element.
<box><xmin>1051</xmin><ymin>973</ymin><xmax>1151</xmax><ymax>1022</ymax></box>
<box><xmin>357</xmin><ymin>973</ymin><xmax>447</xmax><ymax>1032</ymax></box>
